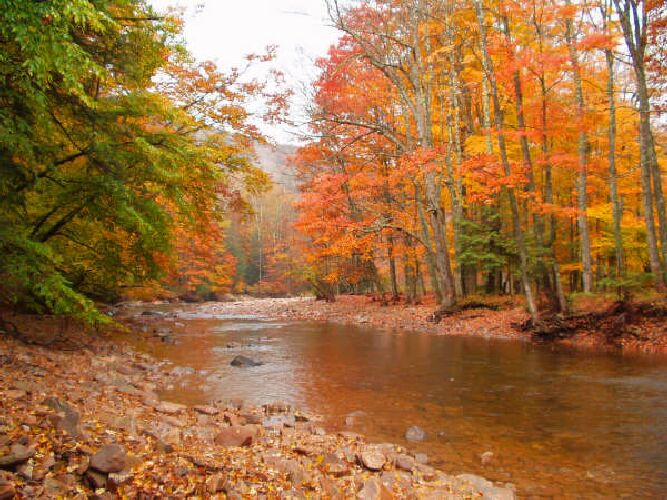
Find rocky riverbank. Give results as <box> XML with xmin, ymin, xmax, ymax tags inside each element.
<box><xmin>185</xmin><ymin>295</ymin><xmax>529</xmax><ymax>341</ymax></box>
<box><xmin>0</xmin><ymin>314</ymin><xmax>514</xmax><ymax>499</ymax></box>
<box><xmin>185</xmin><ymin>295</ymin><xmax>667</xmax><ymax>353</ymax></box>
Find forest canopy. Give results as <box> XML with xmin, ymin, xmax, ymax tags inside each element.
<box><xmin>292</xmin><ymin>0</ymin><xmax>667</xmax><ymax>316</ymax></box>
<box><xmin>0</xmin><ymin>0</ymin><xmax>277</xmax><ymax>321</ymax></box>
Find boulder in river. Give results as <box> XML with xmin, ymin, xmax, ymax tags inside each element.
<box><xmin>405</xmin><ymin>425</ymin><xmax>426</xmax><ymax>442</ymax></box>
<box><xmin>230</xmin><ymin>355</ymin><xmax>263</xmax><ymax>367</ymax></box>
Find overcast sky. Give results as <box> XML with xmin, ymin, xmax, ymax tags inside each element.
<box><xmin>149</xmin><ymin>0</ymin><xmax>342</xmax><ymax>143</ymax></box>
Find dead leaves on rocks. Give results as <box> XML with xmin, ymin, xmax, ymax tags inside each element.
<box><xmin>0</xmin><ymin>324</ymin><xmax>513</xmax><ymax>498</ymax></box>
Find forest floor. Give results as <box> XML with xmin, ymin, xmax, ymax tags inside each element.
<box><xmin>0</xmin><ymin>311</ymin><xmax>514</xmax><ymax>499</ymax></box>
<box><xmin>195</xmin><ymin>293</ymin><xmax>667</xmax><ymax>354</ymax></box>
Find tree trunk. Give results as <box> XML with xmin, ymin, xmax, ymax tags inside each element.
<box><xmin>474</xmin><ymin>0</ymin><xmax>538</xmax><ymax>320</ymax></box>
<box><xmin>605</xmin><ymin>44</ymin><xmax>625</xmax><ymax>284</ymax></box>
<box><xmin>415</xmin><ymin>184</ymin><xmax>443</xmax><ymax>301</ymax></box>
<box><xmin>612</xmin><ymin>0</ymin><xmax>664</xmax><ymax>286</ymax></box>
<box><xmin>564</xmin><ymin>1</ymin><xmax>593</xmax><ymax>292</ymax></box>
<box><xmin>387</xmin><ymin>234</ymin><xmax>399</xmax><ymax>300</ymax></box>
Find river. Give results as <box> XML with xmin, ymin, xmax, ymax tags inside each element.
<box><xmin>127</xmin><ymin>305</ymin><xmax>667</xmax><ymax>497</ymax></box>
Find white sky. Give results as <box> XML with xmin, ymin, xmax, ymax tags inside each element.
<box><xmin>149</xmin><ymin>0</ymin><xmax>342</xmax><ymax>143</ymax></box>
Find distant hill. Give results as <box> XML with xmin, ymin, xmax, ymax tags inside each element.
<box><xmin>253</xmin><ymin>143</ymin><xmax>298</xmax><ymax>192</ymax></box>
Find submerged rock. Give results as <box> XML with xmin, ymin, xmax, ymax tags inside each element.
<box><xmin>230</xmin><ymin>355</ymin><xmax>263</xmax><ymax>367</ymax></box>
<box><xmin>154</xmin><ymin>401</ymin><xmax>186</xmax><ymax>415</ymax></box>
<box><xmin>405</xmin><ymin>425</ymin><xmax>426</xmax><ymax>442</ymax></box>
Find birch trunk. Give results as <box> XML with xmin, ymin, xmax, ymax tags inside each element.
<box><xmin>605</xmin><ymin>42</ymin><xmax>625</xmax><ymax>283</ymax></box>
<box><xmin>564</xmin><ymin>1</ymin><xmax>593</xmax><ymax>292</ymax></box>
<box><xmin>613</xmin><ymin>0</ymin><xmax>665</xmax><ymax>286</ymax></box>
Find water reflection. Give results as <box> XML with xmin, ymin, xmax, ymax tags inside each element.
<box><xmin>129</xmin><ymin>315</ymin><xmax>667</xmax><ymax>497</ymax></box>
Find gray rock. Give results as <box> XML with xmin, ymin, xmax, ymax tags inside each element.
<box><xmin>263</xmin><ymin>414</ymin><xmax>296</xmax><ymax>429</ymax></box>
<box><xmin>230</xmin><ymin>355</ymin><xmax>263</xmax><ymax>367</ymax></box>
<box><xmin>456</xmin><ymin>474</ymin><xmax>516</xmax><ymax>500</ymax></box>
<box><xmin>85</xmin><ymin>470</ymin><xmax>108</xmax><ymax>489</ymax></box>
<box><xmin>170</xmin><ymin>366</ymin><xmax>195</xmax><ymax>376</ymax></box>
<box><xmin>0</xmin><ymin>444</ymin><xmax>35</xmax><ymax>467</ymax></box>
<box><xmin>405</xmin><ymin>425</ymin><xmax>426</xmax><ymax>442</ymax></box>
<box><xmin>213</xmin><ymin>425</ymin><xmax>260</xmax><ymax>447</ymax></box>
<box><xmin>44</xmin><ymin>397</ymin><xmax>82</xmax><ymax>437</ymax></box>
<box><xmin>264</xmin><ymin>401</ymin><xmax>292</xmax><ymax>414</ymax></box>
<box><xmin>154</xmin><ymin>401</ymin><xmax>186</xmax><ymax>415</ymax></box>
<box><xmin>395</xmin><ymin>453</ymin><xmax>416</xmax><ymax>472</ymax></box>
<box><xmin>90</xmin><ymin>444</ymin><xmax>127</xmax><ymax>474</ymax></box>
<box><xmin>481</xmin><ymin>451</ymin><xmax>494</xmax><ymax>465</ymax></box>
<box><xmin>359</xmin><ymin>450</ymin><xmax>386</xmax><ymax>471</ymax></box>
<box><xmin>357</xmin><ymin>477</ymin><xmax>393</xmax><ymax>499</ymax></box>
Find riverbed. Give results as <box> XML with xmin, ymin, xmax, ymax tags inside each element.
<box><xmin>126</xmin><ymin>303</ymin><xmax>667</xmax><ymax>497</ymax></box>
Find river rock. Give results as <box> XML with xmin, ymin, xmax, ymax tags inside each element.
<box><xmin>85</xmin><ymin>470</ymin><xmax>107</xmax><ymax>489</ymax></box>
<box><xmin>394</xmin><ymin>453</ymin><xmax>416</xmax><ymax>472</ymax></box>
<box><xmin>90</xmin><ymin>444</ymin><xmax>127</xmax><ymax>474</ymax></box>
<box><xmin>154</xmin><ymin>401</ymin><xmax>186</xmax><ymax>415</ymax></box>
<box><xmin>345</xmin><ymin>410</ymin><xmax>365</xmax><ymax>427</ymax></box>
<box><xmin>213</xmin><ymin>425</ymin><xmax>259</xmax><ymax>447</ymax></box>
<box><xmin>0</xmin><ymin>443</ymin><xmax>35</xmax><ymax>467</ymax></box>
<box><xmin>357</xmin><ymin>477</ymin><xmax>393</xmax><ymax>499</ymax></box>
<box><xmin>230</xmin><ymin>355</ymin><xmax>263</xmax><ymax>367</ymax></box>
<box><xmin>338</xmin><ymin>431</ymin><xmax>364</xmax><ymax>441</ymax></box>
<box><xmin>414</xmin><ymin>463</ymin><xmax>436</xmax><ymax>481</ymax></box>
<box><xmin>141</xmin><ymin>311</ymin><xmax>165</xmax><ymax>317</ymax></box>
<box><xmin>360</xmin><ymin>450</ymin><xmax>386</xmax><ymax>471</ymax></box>
<box><xmin>405</xmin><ymin>425</ymin><xmax>426</xmax><ymax>442</ymax></box>
<box><xmin>194</xmin><ymin>405</ymin><xmax>219</xmax><ymax>416</ymax></box>
<box><xmin>0</xmin><ymin>480</ymin><xmax>15</xmax><ymax>500</ymax></box>
<box><xmin>263</xmin><ymin>414</ymin><xmax>295</xmax><ymax>429</ymax></box>
<box><xmin>43</xmin><ymin>476</ymin><xmax>69</xmax><ymax>496</ymax></box>
<box><xmin>456</xmin><ymin>474</ymin><xmax>515</xmax><ymax>500</ymax></box>
<box><xmin>324</xmin><ymin>454</ymin><xmax>350</xmax><ymax>477</ymax></box>
<box><xmin>170</xmin><ymin>366</ymin><xmax>195</xmax><ymax>376</ymax></box>
<box><xmin>481</xmin><ymin>451</ymin><xmax>494</xmax><ymax>465</ymax></box>
<box><xmin>264</xmin><ymin>401</ymin><xmax>292</xmax><ymax>414</ymax></box>
<box><xmin>206</xmin><ymin>472</ymin><xmax>227</xmax><ymax>494</ymax></box>
<box><xmin>44</xmin><ymin>397</ymin><xmax>82</xmax><ymax>437</ymax></box>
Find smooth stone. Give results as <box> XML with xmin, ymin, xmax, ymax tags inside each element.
<box><xmin>154</xmin><ymin>401</ymin><xmax>186</xmax><ymax>415</ymax></box>
<box><xmin>395</xmin><ymin>453</ymin><xmax>416</xmax><ymax>472</ymax></box>
<box><xmin>360</xmin><ymin>451</ymin><xmax>386</xmax><ymax>471</ymax></box>
<box><xmin>230</xmin><ymin>355</ymin><xmax>263</xmax><ymax>367</ymax></box>
<box><xmin>90</xmin><ymin>444</ymin><xmax>127</xmax><ymax>474</ymax></box>
<box><xmin>0</xmin><ymin>444</ymin><xmax>35</xmax><ymax>467</ymax></box>
<box><xmin>213</xmin><ymin>425</ymin><xmax>260</xmax><ymax>447</ymax></box>
<box><xmin>357</xmin><ymin>477</ymin><xmax>393</xmax><ymax>499</ymax></box>
<box><xmin>405</xmin><ymin>425</ymin><xmax>426</xmax><ymax>442</ymax></box>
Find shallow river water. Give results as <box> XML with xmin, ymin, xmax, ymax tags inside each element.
<box><xmin>129</xmin><ymin>307</ymin><xmax>667</xmax><ymax>497</ymax></box>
